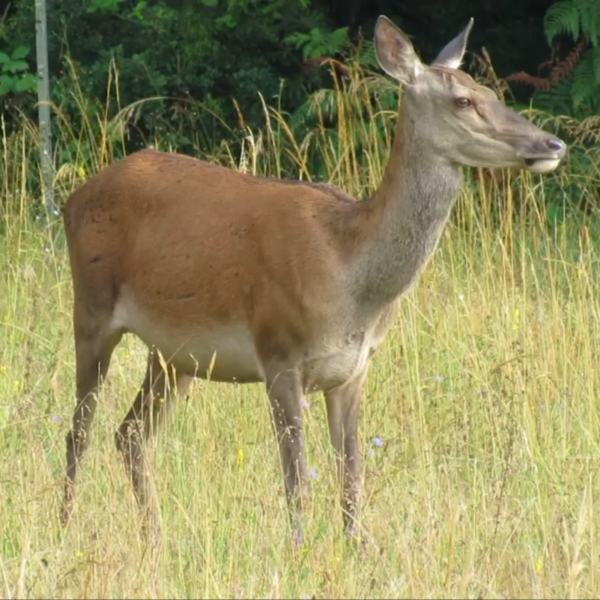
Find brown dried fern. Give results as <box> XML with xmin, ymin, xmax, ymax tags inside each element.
<box><xmin>549</xmin><ymin>40</ymin><xmax>586</xmax><ymax>83</ymax></box>
<box><xmin>504</xmin><ymin>39</ymin><xmax>587</xmax><ymax>91</ymax></box>
<box><xmin>504</xmin><ymin>72</ymin><xmax>552</xmax><ymax>91</ymax></box>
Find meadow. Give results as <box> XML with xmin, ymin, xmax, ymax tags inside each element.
<box><xmin>2</xmin><ymin>61</ymin><xmax>600</xmax><ymax>598</ymax></box>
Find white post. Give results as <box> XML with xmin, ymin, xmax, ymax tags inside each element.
<box><xmin>35</xmin><ymin>0</ymin><xmax>55</xmax><ymax>219</ymax></box>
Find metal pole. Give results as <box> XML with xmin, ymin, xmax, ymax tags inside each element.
<box><xmin>35</xmin><ymin>0</ymin><xmax>55</xmax><ymax>218</ymax></box>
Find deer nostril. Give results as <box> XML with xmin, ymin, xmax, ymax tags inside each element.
<box><xmin>546</xmin><ymin>138</ymin><xmax>566</xmax><ymax>153</ymax></box>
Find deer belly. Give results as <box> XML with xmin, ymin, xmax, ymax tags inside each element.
<box><xmin>111</xmin><ymin>290</ymin><xmax>376</xmax><ymax>390</ymax></box>
<box><xmin>111</xmin><ymin>293</ymin><xmax>264</xmax><ymax>383</ymax></box>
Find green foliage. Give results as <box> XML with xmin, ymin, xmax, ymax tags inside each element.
<box><xmin>538</xmin><ymin>0</ymin><xmax>600</xmax><ymax>115</ymax></box>
<box><xmin>284</xmin><ymin>36</ymin><xmax>400</xmax><ymax>186</ymax></box>
<box><xmin>544</xmin><ymin>0</ymin><xmax>599</xmax><ymax>46</ymax></box>
<box><xmin>86</xmin><ymin>0</ymin><xmax>122</xmax><ymax>13</ymax></box>
<box><xmin>285</xmin><ymin>26</ymin><xmax>349</xmax><ymax>60</ymax></box>
<box><xmin>0</xmin><ymin>46</ymin><xmax>37</xmax><ymax>96</ymax></box>
<box><xmin>2</xmin><ymin>0</ymin><xmax>334</xmax><ymax>154</ymax></box>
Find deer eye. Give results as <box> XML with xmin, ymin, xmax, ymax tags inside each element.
<box><xmin>455</xmin><ymin>97</ymin><xmax>472</xmax><ymax>108</ymax></box>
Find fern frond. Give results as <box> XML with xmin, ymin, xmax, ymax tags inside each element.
<box><xmin>570</xmin><ymin>49</ymin><xmax>598</xmax><ymax>107</ymax></box>
<box><xmin>580</xmin><ymin>0</ymin><xmax>600</xmax><ymax>45</ymax></box>
<box><xmin>545</xmin><ymin>0</ymin><xmax>600</xmax><ymax>45</ymax></box>
<box><xmin>505</xmin><ymin>71</ymin><xmax>551</xmax><ymax>91</ymax></box>
<box><xmin>544</xmin><ymin>0</ymin><xmax>582</xmax><ymax>44</ymax></box>
<box><xmin>550</xmin><ymin>40</ymin><xmax>586</xmax><ymax>83</ymax></box>
<box><xmin>594</xmin><ymin>43</ymin><xmax>600</xmax><ymax>82</ymax></box>
<box><xmin>356</xmin><ymin>41</ymin><xmax>378</xmax><ymax>70</ymax></box>
<box><xmin>532</xmin><ymin>75</ymin><xmax>574</xmax><ymax>115</ymax></box>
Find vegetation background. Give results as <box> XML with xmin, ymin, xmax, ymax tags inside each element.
<box><xmin>1</xmin><ymin>0</ymin><xmax>600</xmax><ymax>598</ymax></box>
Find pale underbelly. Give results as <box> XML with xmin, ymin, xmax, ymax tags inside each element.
<box><xmin>111</xmin><ymin>291</ymin><xmax>376</xmax><ymax>391</ymax></box>
<box><xmin>111</xmin><ymin>295</ymin><xmax>263</xmax><ymax>382</ymax></box>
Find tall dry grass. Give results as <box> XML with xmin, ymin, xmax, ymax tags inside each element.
<box><xmin>1</xmin><ymin>57</ymin><xmax>600</xmax><ymax>599</ymax></box>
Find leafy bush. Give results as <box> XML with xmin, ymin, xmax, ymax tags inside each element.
<box><xmin>0</xmin><ymin>46</ymin><xmax>37</xmax><ymax>96</ymax></box>
<box><xmin>1</xmin><ymin>0</ymin><xmax>344</xmax><ymax>154</ymax></box>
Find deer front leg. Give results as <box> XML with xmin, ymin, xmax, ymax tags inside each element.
<box><xmin>264</xmin><ymin>364</ymin><xmax>308</xmax><ymax>546</ymax></box>
<box><xmin>324</xmin><ymin>367</ymin><xmax>368</xmax><ymax>541</ymax></box>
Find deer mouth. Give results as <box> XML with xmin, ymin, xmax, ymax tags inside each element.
<box><xmin>522</xmin><ymin>156</ymin><xmax>562</xmax><ymax>174</ymax></box>
<box><xmin>518</xmin><ymin>139</ymin><xmax>566</xmax><ymax>174</ymax></box>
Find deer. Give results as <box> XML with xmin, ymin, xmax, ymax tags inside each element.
<box><xmin>59</xmin><ymin>15</ymin><xmax>566</xmax><ymax>547</ymax></box>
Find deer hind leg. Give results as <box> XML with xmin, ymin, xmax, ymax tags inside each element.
<box><xmin>324</xmin><ymin>367</ymin><xmax>368</xmax><ymax>542</ymax></box>
<box><xmin>115</xmin><ymin>348</ymin><xmax>192</xmax><ymax>537</ymax></box>
<box><xmin>61</xmin><ymin>305</ymin><xmax>122</xmax><ymax>527</ymax></box>
<box><xmin>264</xmin><ymin>362</ymin><xmax>308</xmax><ymax>546</ymax></box>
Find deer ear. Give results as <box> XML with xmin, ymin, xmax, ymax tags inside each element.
<box><xmin>374</xmin><ymin>15</ymin><xmax>424</xmax><ymax>85</ymax></box>
<box><xmin>431</xmin><ymin>18</ymin><xmax>474</xmax><ymax>69</ymax></box>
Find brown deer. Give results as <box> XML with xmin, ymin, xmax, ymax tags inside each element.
<box><xmin>59</xmin><ymin>16</ymin><xmax>566</xmax><ymax>545</ymax></box>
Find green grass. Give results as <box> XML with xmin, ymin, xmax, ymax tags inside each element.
<box><xmin>2</xmin><ymin>61</ymin><xmax>600</xmax><ymax>598</ymax></box>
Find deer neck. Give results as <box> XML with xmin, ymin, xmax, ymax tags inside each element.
<box><xmin>349</xmin><ymin>102</ymin><xmax>462</xmax><ymax>312</ymax></box>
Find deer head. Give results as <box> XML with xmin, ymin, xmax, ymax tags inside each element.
<box><xmin>374</xmin><ymin>16</ymin><xmax>566</xmax><ymax>174</ymax></box>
